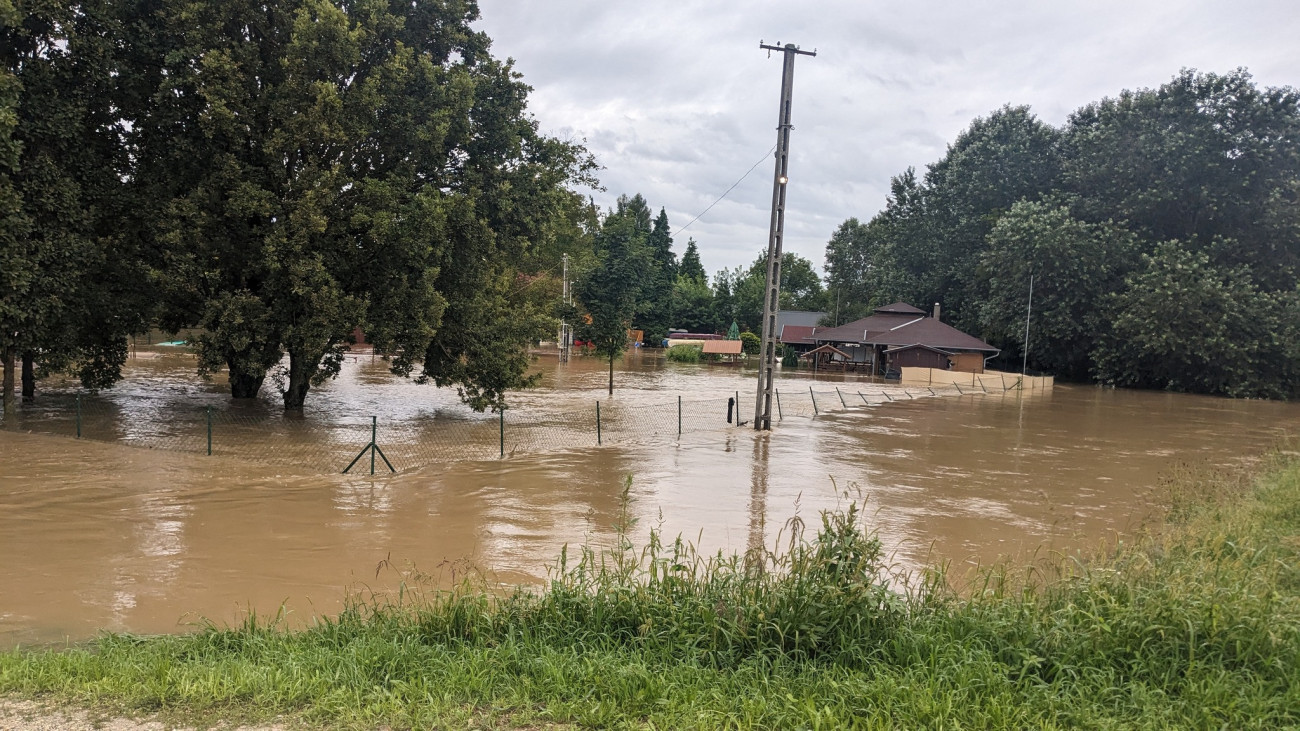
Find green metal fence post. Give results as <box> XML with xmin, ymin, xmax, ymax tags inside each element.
<box><xmin>677</xmin><ymin>395</ymin><xmax>681</xmax><ymax>437</ymax></box>
<box><xmin>75</xmin><ymin>394</ymin><xmax>82</xmax><ymax>438</ymax></box>
<box><xmin>370</xmin><ymin>416</ymin><xmax>377</xmax><ymax>475</ymax></box>
<box><xmin>596</xmin><ymin>401</ymin><xmax>602</xmax><ymax>445</ymax></box>
<box><xmin>206</xmin><ymin>406</ymin><xmax>212</xmax><ymax>455</ymax></box>
<box><xmin>776</xmin><ymin>389</ymin><xmax>782</xmax><ymax>420</ymax></box>
<box><xmin>499</xmin><ymin>408</ymin><xmax>505</xmax><ymax>459</ymax></box>
<box><xmin>809</xmin><ymin>386</ymin><xmax>818</xmax><ymax>415</ymax></box>
<box><xmin>837</xmin><ymin>387</ymin><xmax>847</xmax><ymax>407</ymax></box>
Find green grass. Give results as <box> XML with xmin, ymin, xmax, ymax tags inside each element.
<box><xmin>4</xmin><ymin>458</ymin><xmax>1300</xmax><ymax>729</ymax></box>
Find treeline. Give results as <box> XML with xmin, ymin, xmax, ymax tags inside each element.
<box><xmin>567</xmin><ymin>192</ymin><xmax>827</xmax><ymax>391</ymax></box>
<box><xmin>825</xmin><ymin>70</ymin><xmax>1300</xmax><ymax>398</ymax></box>
<box><xmin>1</xmin><ymin>0</ymin><xmax>597</xmax><ymax>412</ymax></box>
<box><xmin>573</xmin><ymin>193</ymin><xmax>827</xmax><ymax>347</ymax></box>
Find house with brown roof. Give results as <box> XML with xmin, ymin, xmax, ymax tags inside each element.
<box><xmin>810</xmin><ymin>302</ymin><xmax>999</xmax><ymax>376</ymax></box>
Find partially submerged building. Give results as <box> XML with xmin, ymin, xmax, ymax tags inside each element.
<box><xmin>807</xmin><ymin>302</ymin><xmax>998</xmax><ymax>375</ymax></box>
<box><xmin>775</xmin><ymin>309</ymin><xmax>827</xmax><ymax>356</ymax></box>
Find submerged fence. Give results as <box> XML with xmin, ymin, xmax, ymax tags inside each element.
<box><xmin>1</xmin><ymin>379</ymin><xmax>1030</xmax><ymax>474</ymax></box>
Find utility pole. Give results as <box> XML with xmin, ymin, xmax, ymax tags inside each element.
<box><xmin>560</xmin><ymin>253</ymin><xmax>571</xmax><ymax>363</ymax></box>
<box><xmin>754</xmin><ymin>41</ymin><xmax>815</xmax><ymax>431</ymax></box>
<box><xmin>1021</xmin><ymin>273</ymin><xmax>1034</xmax><ymax>375</ymax></box>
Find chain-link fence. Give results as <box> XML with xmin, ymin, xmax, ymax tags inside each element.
<box><xmin>1</xmin><ymin>380</ymin><xmax>1011</xmax><ymax>474</ymax></box>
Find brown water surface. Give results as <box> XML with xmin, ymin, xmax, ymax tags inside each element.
<box><xmin>2</xmin><ymin>349</ymin><xmax>1297</xmax><ymax>646</ymax></box>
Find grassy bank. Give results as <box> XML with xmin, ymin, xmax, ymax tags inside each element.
<box><xmin>4</xmin><ymin>460</ymin><xmax>1300</xmax><ymax>729</ymax></box>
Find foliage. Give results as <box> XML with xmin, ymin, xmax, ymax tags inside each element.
<box><xmin>979</xmin><ymin>200</ymin><xmax>1138</xmax><ymax>380</ymax></box>
<box><xmin>575</xmin><ymin>200</ymin><xmax>648</xmax><ymax>394</ymax></box>
<box><xmin>637</xmin><ymin>206</ymin><xmax>678</xmax><ymax>345</ymax></box>
<box><xmin>670</xmin><ymin>274</ymin><xmax>715</xmax><ymax>334</ymax></box>
<box><xmin>828</xmin><ymin>71</ymin><xmax>1300</xmax><ymax>397</ymax></box>
<box><xmin>5</xmin><ymin>457</ymin><xmax>1300</xmax><ymax>728</ymax></box>
<box><xmin>732</xmin><ymin>252</ymin><xmax>826</xmax><ymax>332</ymax></box>
<box><xmin>1</xmin><ymin>0</ymin><xmax>146</xmax><ymax>407</ymax></box>
<box><xmin>781</xmin><ymin>345</ymin><xmax>800</xmax><ymax>367</ymax></box>
<box><xmin>128</xmin><ymin>0</ymin><xmax>594</xmax><ymax>409</ymax></box>
<box><xmin>678</xmin><ymin>238</ymin><xmax>706</xmax><ymax>283</ymax></box>
<box><xmin>664</xmin><ymin>344</ymin><xmax>701</xmax><ymax>363</ymax></box>
<box><xmin>739</xmin><ymin>331</ymin><xmax>761</xmax><ymax>355</ymax></box>
<box><xmin>1092</xmin><ymin>241</ymin><xmax>1299</xmax><ymax>398</ymax></box>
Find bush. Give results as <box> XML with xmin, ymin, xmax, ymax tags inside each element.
<box><xmin>739</xmin><ymin>331</ymin><xmax>760</xmax><ymax>355</ymax></box>
<box><xmin>781</xmin><ymin>345</ymin><xmax>800</xmax><ymax>367</ymax></box>
<box><xmin>665</xmin><ymin>344</ymin><xmax>701</xmax><ymax>363</ymax></box>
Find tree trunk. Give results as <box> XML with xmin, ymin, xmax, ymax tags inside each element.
<box><xmin>2</xmin><ymin>346</ymin><xmax>13</xmax><ymax>417</ymax></box>
<box><xmin>21</xmin><ymin>351</ymin><xmax>35</xmax><ymax>402</ymax></box>
<box><xmin>228</xmin><ymin>365</ymin><xmax>265</xmax><ymax>399</ymax></box>
<box><xmin>608</xmin><ymin>353</ymin><xmax>614</xmax><ymax>396</ymax></box>
<box><xmin>282</xmin><ymin>350</ymin><xmax>313</xmax><ymax>410</ymax></box>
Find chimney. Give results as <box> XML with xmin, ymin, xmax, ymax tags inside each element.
<box><xmin>933</xmin><ymin>302</ymin><xmax>941</xmax><ymax>320</ymax></box>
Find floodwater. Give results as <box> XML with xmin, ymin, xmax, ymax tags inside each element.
<box><xmin>2</xmin><ymin>348</ymin><xmax>1298</xmax><ymax>647</ymax></box>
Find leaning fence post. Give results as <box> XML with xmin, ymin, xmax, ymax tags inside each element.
<box><xmin>75</xmin><ymin>393</ymin><xmax>82</xmax><ymax>438</ymax></box>
<box><xmin>677</xmin><ymin>395</ymin><xmax>681</xmax><ymax>437</ymax></box>
<box><xmin>775</xmin><ymin>389</ymin><xmax>782</xmax><ymax>420</ymax></box>
<box><xmin>499</xmin><ymin>408</ymin><xmax>505</xmax><ymax>459</ymax></box>
<box><xmin>596</xmin><ymin>401</ymin><xmax>602</xmax><ymax>446</ymax></box>
<box><xmin>809</xmin><ymin>386</ymin><xmax>818</xmax><ymax>415</ymax></box>
<box><xmin>836</xmin><ymin>387</ymin><xmax>847</xmax><ymax>407</ymax></box>
<box><xmin>206</xmin><ymin>406</ymin><xmax>212</xmax><ymax>455</ymax></box>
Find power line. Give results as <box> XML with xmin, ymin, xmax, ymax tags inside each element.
<box><xmin>672</xmin><ymin>144</ymin><xmax>778</xmax><ymax>237</ymax></box>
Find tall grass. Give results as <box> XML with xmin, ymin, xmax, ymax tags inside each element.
<box><xmin>4</xmin><ymin>460</ymin><xmax>1300</xmax><ymax>728</ymax></box>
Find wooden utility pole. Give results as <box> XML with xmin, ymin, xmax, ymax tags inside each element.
<box><xmin>755</xmin><ymin>41</ymin><xmax>815</xmax><ymax>431</ymax></box>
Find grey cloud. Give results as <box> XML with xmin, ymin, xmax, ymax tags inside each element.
<box><xmin>477</xmin><ymin>0</ymin><xmax>1300</xmax><ymax>277</ymax></box>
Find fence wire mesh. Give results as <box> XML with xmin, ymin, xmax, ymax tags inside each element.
<box><xmin>1</xmin><ymin>379</ymin><xmax>1014</xmax><ymax>473</ymax></box>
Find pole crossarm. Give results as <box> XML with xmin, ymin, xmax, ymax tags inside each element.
<box><xmin>754</xmin><ymin>41</ymin><xmax>814</xmax><ymax>431</ymax></box>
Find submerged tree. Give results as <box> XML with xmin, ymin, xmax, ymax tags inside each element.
<box><xmin>135</xmin><ymin>0</ymin><xmax>594</xmax><ymax>409</ymax></box>
<box><xmin>1</xmin><ymin>0</ymin><xmax>147</xmax><ymax>411</ymax></box>
<box><xmin>576</xmin><ymin>202</ymin><xmax>648</xmax><ymax>395</ymax></box>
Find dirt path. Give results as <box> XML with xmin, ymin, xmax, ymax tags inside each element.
<box><xmin>0</xmin><ymin>700</ymin><xmax>286</xmax><ymax>731</ymax></box>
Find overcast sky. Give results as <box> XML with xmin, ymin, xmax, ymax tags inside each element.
<box><xmin>473</xmin><ymin>1</ymin><xmax>1300</xmax><ymax>277</ymax></box>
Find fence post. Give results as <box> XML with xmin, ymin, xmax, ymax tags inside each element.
<box><xmin>499</xmin><ymin>408</ymin><xmax>505</xmax><ymax>458</ymax></box>
<box><xmin>370</xmin><ymin>415</ymin><xmax>377</xmax><ymax>475</ymax></box>
<box><xmin>206</xmin><ymin>406</ymin><xmax>212</xmax><ymax>455</ymax></box>
<box><xmin>836</xmin><ymin>387</ymin><xmax>847</xmax><ymax>407</ymax></box>
<box><xmin>809</xmin><ymin>386</ymin><xmax>818</xmax><ymax>415</ymax></box>
<box><xmin>75</xmin><ymin>393</ymin><xmax>81</xmax><ymax>438</ymax></box>
<box><xmin>677</xmin><ymin>395</ymin><xmax>681</xmax><ymax>437</ymax></box>
<box><xmin>596</xmin><ymin>401</ymin><xmax>602</xmax><ymax>446</ymax></box>
<box><xmin>775</xmin><ymin>389</ymin><xmax>782</xmax><ymax>420</ymax></box>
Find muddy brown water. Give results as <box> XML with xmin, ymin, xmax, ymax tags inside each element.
<box><xmin>2</xmin><ymin>348</ymin><xmax>1298</xmax><ymax>647</ymax></box>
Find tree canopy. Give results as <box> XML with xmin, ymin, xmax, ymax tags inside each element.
<box><xmin>825</xmin><ymin>69</ymin><xmax>1300</xmax><ymax>398</ymax></box>
<box><xmin>1</xmin><ymin>0</ymin><xmax>596</xmax><ymax>412</ymax></box>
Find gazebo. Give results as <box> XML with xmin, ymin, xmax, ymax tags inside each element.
<box><xmin>801</xmin><ymin>343</ymin><xmax>853</xmax><ymax>372</ymax></box>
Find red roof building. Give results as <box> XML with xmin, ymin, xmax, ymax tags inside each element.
<box><xmin>810</xmin><ymin>302</ymin><xmax>998</xmax><ymax>375</ymax></box>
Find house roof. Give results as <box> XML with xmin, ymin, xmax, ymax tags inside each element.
<box><xmin>811</xmin><ymin>312</ymin><xmax>921</xmax><ymax>343</ymax></box>
<box><xmin>875</xmin><ymin>301</ymin><xmax>926</xmax><ymax>315</ymax></box>
<box><xmin>811</xmin><ymin>302</ymin><xmax>998</xmax><ymax>353</ymax></box>
<box><xmin>775</xmin><ymin>310</ymin><xmax>827</xmax><ymax>330</ymax></box>
<box><xmin>702</xmin><ymin>340</ymin><xmax>743</xmax><ymax>355</ymax></box>
<box><xmin>778</xmin><ymin>324</ymin><xmax>818</xmax><ymax>345</ymax></box>
<box><xmin>870</xmin><ymin>318</ymin><xmax>998</xmax><ymax>353</ymax></box>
